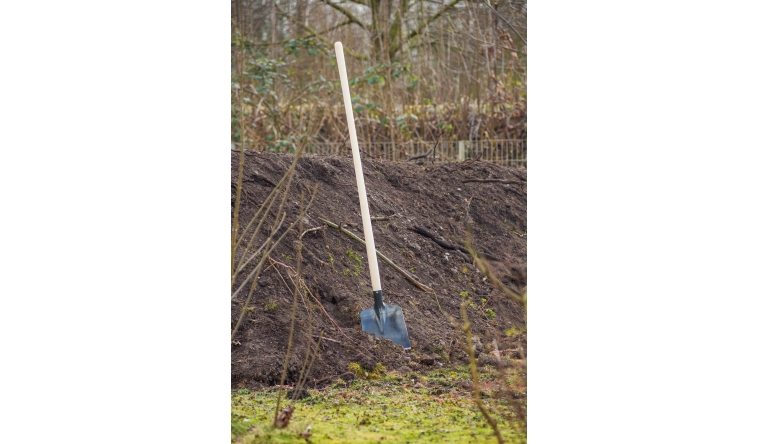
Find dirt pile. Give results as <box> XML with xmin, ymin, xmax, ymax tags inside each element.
<box><xmin>231</xmin><ymin>152</ymin><xmax>526</xmax><ymax>389</ymax></box>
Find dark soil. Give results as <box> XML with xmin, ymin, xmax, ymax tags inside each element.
<box><xmin>231</xmin><ymin>152</ymin><xmax>526</xmax><ymax>389</ymax></box>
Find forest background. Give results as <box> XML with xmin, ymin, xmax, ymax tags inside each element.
<box><xmin>231</xmin><ymin>0</ymin><xmax>527</xmax><ymax>154</ymax></box>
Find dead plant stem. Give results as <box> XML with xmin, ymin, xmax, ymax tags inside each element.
<box><xmin>267</xmin><ymin>258</ymin><xmax>311</xmax><ymax>318</ymax></box>
<box><xmin>274</xmin><ymin>192</ymin><xmax>305</xmax><ymax>425</ymax></box>
<box><xmin>232</xmin><ymin>79</ymin><xmax>247</xmax><ymax>275</ymax></box>
<box><xmin>235</xmin><ymin>212</ymin><xmax>286</xmax><ymax>276</ymax></box>
<box><xmin>232</xmin><ymin>186</ymin><xmax>317</xmax><ymax>301</ymax></box>
<box><xmin>461</xmin><ymin>302</ymin><xmax>504</xmax><ymax>444</ymax></box>
<box><xmin>231</xmin><ymin>188</ymin><xmax>317</xmax><ymax>340</ymax></box>
<box><xmin>269</xmin><ymin>258</ymin><xmax>353</xmax><ymax>342</ymax></box>
<box><xmin>233</xmin><ymin>145</ymin><xmax>305</xmax><ymax>284</ymax></box>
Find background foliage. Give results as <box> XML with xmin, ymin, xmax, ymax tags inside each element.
<box><xmin>232</xmin><ymin>0</ymin><xmax>527</xmax><ymax>152</ymax></box>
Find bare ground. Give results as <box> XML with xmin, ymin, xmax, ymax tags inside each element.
<box><xmin>231</xmin><ymin>152</ymin><xmax>526</xmax><ymax>389</ymax></box>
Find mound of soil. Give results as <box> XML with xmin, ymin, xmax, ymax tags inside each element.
<box><xmin>231</xmin><ymin>152</ymin><xmax>526</xmax><ymax>389</ymax></box>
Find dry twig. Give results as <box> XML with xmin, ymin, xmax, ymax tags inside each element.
<box><xmin>410</xmin><ymin>226</ymin><xmax>501</xmax><ymax>262</ymax></box>
<box><xmin>461</xmin><ymin>303</ymin><xmax>505</xmax><ymax>444</ymax></box>
<box><xmin>268</xmin><ymin>258</ymin><xmax>353</xmax><ymax>342</ymax></box>
<box><xmin>299</xmin><ymin>225</ymin><xmax>326</xmax><ymax>240</ymax></box>
<box><xmin>461</xmin><ymin>178</ymin><xmax>524</xmax><ymax>185</ymax></box>
<box><xmin>274</xmin><ymin>192</ymin><xmax>306</xmax><ymax>425</ymax></box>
<box><xmin>313</xmin><ymin>335</ymin><xmax>341</xmax><ymax>344</ymax></box>
<box><xmin>319</xmin><ymin>217</ymin><xmax>433</xmax><ymax>293</ymax></box>
<box><xmin>406</xmin><ymin>147</ymin><xmax>433</xmax><ymax>161</ymax></box>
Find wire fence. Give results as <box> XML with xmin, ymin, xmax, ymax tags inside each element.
<box><xmin>237</xmin><ymin>139</ymin><xmax>527</xmax><ymax>167</ymax></box>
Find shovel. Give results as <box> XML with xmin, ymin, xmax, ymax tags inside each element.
<box><xmin>334</xmin><ymin>42</ymin><xmax>411</xmax><ymax>350</ymax></box>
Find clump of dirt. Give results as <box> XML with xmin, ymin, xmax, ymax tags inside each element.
<box><xmin>231</xmin><ymin>152</ymin><xmax>526</xmax><ymax>389</ymax></box>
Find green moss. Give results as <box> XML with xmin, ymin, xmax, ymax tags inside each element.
<box><xmin>347</xmin><ymin>362</ymin><xmax>366</xmax><ymax>378</ymax></box>
<box><xmin>231</xmin><ymin>413</ymin><xmax>251</xmax><ymax>437</ymax></box>
<box><xmin>231</xmin><ymin>366</ymin><xmax>527</xmax><ymax>443</ymax></box>
<box><xmin>348</xmin><ymin>362</ymin><xmax>387</xmax><ymax>380</ymax></box>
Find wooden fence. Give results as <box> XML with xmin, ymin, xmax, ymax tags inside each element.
<box><xmin>235</xmin><ymin>139</ymin><xmax>527</xmax><ymax>167</ymax></box>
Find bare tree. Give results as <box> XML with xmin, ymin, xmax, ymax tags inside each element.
<box><xmin>231</xmin><ymin>0</ymin><xmax>527</xmax><ymax>150</ymax></box>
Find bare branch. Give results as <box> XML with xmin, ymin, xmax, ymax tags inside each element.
<box><xmin>321</xmin><ymin>0</ymin><xmax>368</xmax><ymax>31</ymax></box>
<box><xmin>481</xmin><ymin>0</ymin><xmax>527</xmax><ymax>45</ymax></box>
<box><xmin>400</xmin><ymin>0</ymin><xmax>462</xmax><ymax>55</ymax></box>
<box><xmin>274</xmin><ymin>2</ymin><xmax>367</xmax><ymax>60</ymax></box>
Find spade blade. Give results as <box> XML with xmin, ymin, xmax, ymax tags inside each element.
<box><xmin>360</xmin><ymin>304</ymin><xmax>411</xmax><ymax>349</ymax></box>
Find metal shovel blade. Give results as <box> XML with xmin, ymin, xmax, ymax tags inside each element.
<box><xmin>360</xmin><ymin>291</ymin><xmax>411</xmax><ymax>349</ymax></box>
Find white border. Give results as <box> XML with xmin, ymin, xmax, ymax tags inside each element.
<box><xmin>1</xmin><ymin>1</ymin><xmax>230</xmax><ymax>441</ymax></box>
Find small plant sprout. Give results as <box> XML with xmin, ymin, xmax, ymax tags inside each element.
<box><xmin>345</xmin><ymin>248</ymin><xmax>358</xmax><ymax>260</ymax></box>
<box><xmin>509</xmin><ymin>227</ymin><xmax>527</xmax><ymax>237</ymax></box>
<box><xmin>263</xmin><ymin>299</ymin><xmax>278</xmax><ymax>312</ymax></box>
<box><xmin>345</xmin><ymin>248</ymin><xmax>363</xmax><ymax>275</ymax></box>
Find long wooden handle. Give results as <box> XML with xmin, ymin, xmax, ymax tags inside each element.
<box><xmin>334</xmin><ymin>42</ymin><xmax>381</xmax><ymax>292</ymax></box>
